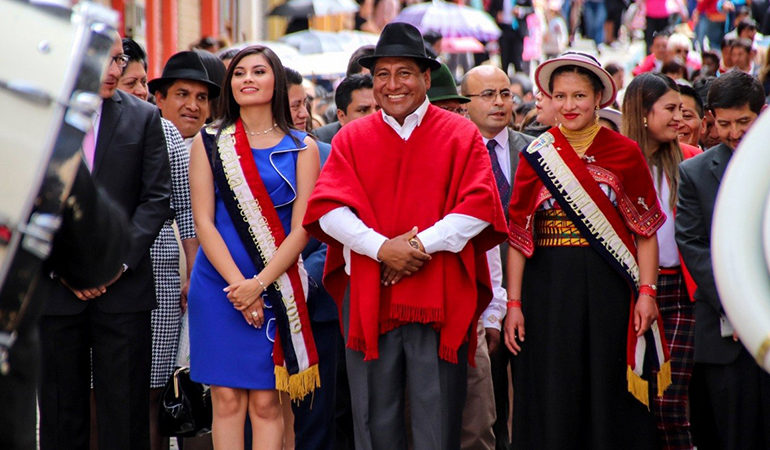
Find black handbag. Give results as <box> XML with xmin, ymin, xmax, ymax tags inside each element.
<box><xmin>158</xmin><ymin>366</ymin><xmax>212</xmax><ymax>437</ymax></box>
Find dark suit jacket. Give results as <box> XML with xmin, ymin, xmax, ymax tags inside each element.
<box><xmin>314</xmin><ymin>122</ymin><xmax>342</xmax><ymax>144</ymax></box>
<box><xmin>302</xmin><ymin>141</ymin><xmax>338</xmax><ymax>323</ymax></box>
<box><xmin>505</xmin><ymin>128</ymin><xmax>534</xmax><ymax>211</ymax></box>
<box><xmin>676</xmin><ymin>143</ymin><xmax>742</xmax><ymax>365</ymax></box>
<box><xmin>42</xmin><ymin>90</ymin><xmax>171</xmax><ymax>316</ymax></box>
<box><xmin>498</xmin><ymin>128</ymin><xmax>534</xmax><ymax>281</ymax></box>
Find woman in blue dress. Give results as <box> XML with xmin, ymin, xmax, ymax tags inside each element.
<box><xmin>187</xmin><ymin>46</ymin><xmax>320</xmax><ymax>449</ymax></box>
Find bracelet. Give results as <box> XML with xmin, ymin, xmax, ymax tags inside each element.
<box><xmin>507</xmin><ymin>299</ymin><xmax>522</xmax><ymax>309</ymax></box>
<box><xmin>253</xmin><ymin>275</ymin><xmax>267</xmax><ymax>290</ymax></box>
<box><xmin>639</xmin><ymin>284</ymin><xmax>657</xmax><ymax>298</ymax></box>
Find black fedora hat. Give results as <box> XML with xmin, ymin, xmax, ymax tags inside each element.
<box><xmin>148</xmin><ymin>51</ymin><xmax>221</xmax><ymax>98</ymax></box>
<box><xmin>357</xmin><ymin>23</ymin><xmax>441</xmax><ymax>71</ymax></box>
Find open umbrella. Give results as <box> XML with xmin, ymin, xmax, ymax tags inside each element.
<box><xmin>440</xmin><ymin>36</ymin><xmax>485</xmax><ymax>53</ymax></box>
<box><xmin>280</xmin><ymin>30</ymin><xmax>379</xmax><ymax>54</ymax></box>
<box><xmin>393</xmin><ymin>0</ymin><xmax>501</xmax><ymax>41</ymax></box>
<box><xmin>269</xmin><ymin>0</ymin><xmax>359</xmax><ymax>17</ymax></box>
<box><xmin>292</xmin><ymin>51</ymin><xmax>353</xmax><ymax>77</ymax></box>
<box><xmin>220</xmin><ymin>41</ymin><xmax>303</xmax><ymax>68</ymax></box>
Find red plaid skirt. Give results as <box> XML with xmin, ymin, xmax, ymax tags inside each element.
<box><xmin>651</xmin><ymin>268</ymin><xmax>695</xmax><ymax>450</ymax></box>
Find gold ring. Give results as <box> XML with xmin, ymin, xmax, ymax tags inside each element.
<box><xmin>251</xmin><ymin>311</ymin><xmax>258</xmax><ymax>318</ymax></box>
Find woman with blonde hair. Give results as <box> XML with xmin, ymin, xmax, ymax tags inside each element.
<box><xmin>621</xmin><ymin>71</ymin><xmax>701</xmax><ymax>450</ymax></box>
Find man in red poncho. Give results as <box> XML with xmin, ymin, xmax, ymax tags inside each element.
<box><xmin>303</xmin><ymin>22</ymin><xmax>508</xmax><ymax>450</ymax></box>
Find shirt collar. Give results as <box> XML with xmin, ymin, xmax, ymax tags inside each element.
<box><xmin>483</xmin><ymin>128</ymin><xmax>509</xmax><ymax>150</ymax></box>
<box><xmin>381</xmin><ymin>97</ymin><xmax>430</xmax><ymax>130</ymax></box>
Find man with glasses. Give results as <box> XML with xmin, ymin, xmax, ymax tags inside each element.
<box><xmin>462</xmin><ymin>65</ymin><xmax>534</xmax><ymax>450</ymax></box>
<box><xmin>38</xmin><ymin>34</ymin><xmax>171</xmax><ymax>450</ymax></box>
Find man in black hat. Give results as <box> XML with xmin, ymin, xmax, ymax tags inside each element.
<box><xmin>149</xmin><ymin>51</ymin><xmax>220</xmax><ymax>144</ymax></box>
<box><xmin>38</xmin><ymin>33</ymin><xmax>171</xmax><ymax>450</ymax></box>
<box><xmin>304</xmin><ymin>22</ymin><xmax>508</xmax><ymax>450</ymax></box>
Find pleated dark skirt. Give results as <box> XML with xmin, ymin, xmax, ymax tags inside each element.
<box><xmin>512</xmin><ymin>246</ymin><xmax>658</xmax><ymax>450</ymax></box>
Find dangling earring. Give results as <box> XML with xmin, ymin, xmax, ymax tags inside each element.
<box><xmin>595</xmin><ymin>105</ymin><xmax>600</xmax><ymax>124</ymax></box>
<box><xmin>643</xmin><ymin>117</ymin><xmax>648</xmax><ymax>128</ymax></box>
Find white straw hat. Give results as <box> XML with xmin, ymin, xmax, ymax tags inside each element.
<box><xmin>535</xmin><ymin>51</ymin><xmax>617</xmax><ymax>108</ymax></box>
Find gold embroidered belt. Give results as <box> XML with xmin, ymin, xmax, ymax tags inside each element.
<box><xmin>534</xmin><ymin>209</ymin><xmax>590</xmax><ymax>247</ymax></box>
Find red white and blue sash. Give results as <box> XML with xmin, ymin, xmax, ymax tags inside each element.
<box><xmin>202</xmin><ymin>120</ymin><xmax>319</xmax><ymax>400</ymax></box>
<box><xmin>522</xmin><ymin>131</ymin><xmax>671</xmax><ymax>407</ymax></box>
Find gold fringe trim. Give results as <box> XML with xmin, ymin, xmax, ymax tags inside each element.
<box><xmin>656</xmin><ymin>360</ymin><xmax>672</xmax><ymax>397</ymax></box>
<box><xmin>274</xmin><ymin>364</ymin><xmax>321</xmax><ymax>402</ymax></box>
<box><xmin>627</xmin><ymin>366</ymin><xmax>649</xmax><ymax>409</ymax></box>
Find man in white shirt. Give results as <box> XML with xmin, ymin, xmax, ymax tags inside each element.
<box><xmin>304</xmin><ymin>23</ymin><xmax>508</xmax><ymax>450</ymax></box>
<box><xmin>463</xmin><ymin>65</ymin><xmax>535</xmax><ymax>450</ymax></box>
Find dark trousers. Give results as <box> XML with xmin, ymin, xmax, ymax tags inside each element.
<box><xmin>292</xmin><ymin>320</ymin><xmax>340</xmax><ymax>450</ymax></box>
<box><xmin>0</xmin><ymin>325</ymin><xmax>39</xmax><ymax>450</ymax></box>
<box><xmin>490</xmin><ymin>345</ymin><xmax>512</xmax><ymax>450</ymax></box>
<box><xmin>499</xmin><ymin>26</ymin><xmax>525</xmax><ymax>74</ymax></box>
<box><xmin>343</xmin><ymin>294</ymin><xmax>468</xmax><ymax>450</ymax></box>
<box><xmin>39</xmin><ymin>309</ymin><xmax>151</xmax><ymax>450</ymax></box>
<box><xmin>690</xmin><ymin>349</ymin><xmax>770</xmax><ymax>450</ymax></box>
<box><xmin>645</xmin><ymin>16</ymin><xmax>671</xmax><ymax>53</ymax></box>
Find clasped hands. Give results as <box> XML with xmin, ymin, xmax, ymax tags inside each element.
<box><xmin>377</xmin><ymin>227</ymin><xmax>431</xmax><ymax>286</ymax></box>
<box><xmin>224</xmin><ymin>277</ymin><xmax>266</xmax><ymax>328</ymax></box>
<box><xmin>62</xmin><ymin>267</ymin><xmax>123</xmax><ymax>301</ymax></box>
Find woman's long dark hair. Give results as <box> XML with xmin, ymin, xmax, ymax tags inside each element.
<box><xmin>217</xmin><ymin>45</ymin><xmax>300</xmax><ymax>146</ymax></box>
<box><xmin>621</xmin><ymin>72</ymin><xmax>683</xmax><ymax>210</ymax></box>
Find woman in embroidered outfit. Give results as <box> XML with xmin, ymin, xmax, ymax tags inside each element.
<box><xmin>187</xmin><ymin>46</ymin><xmax>320</xmax><ymax>449</ymax></box>
<box><xmin>622</xmin><ymin>72</ymin><xmax>702</xmax><ymax>450</ymax></box>
<box><xmin>503</xmin><ymin>52</ymin><xmax>666</xmax><ymax>450</ymax></box>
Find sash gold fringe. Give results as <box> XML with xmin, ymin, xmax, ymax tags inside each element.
<box><xmin>275</xmin><ymin>364</ymin><xmax>321</xmax><ymax>401</ymax></box>
<box><xmin>627</xmin><ymin>366</ymin><xmax>649</xmax><ymax>409</ymax></box>
<box><xmin>656</xmin><ymin>360</ymin><xmax>672</xmax><ymax>397</ymax></box>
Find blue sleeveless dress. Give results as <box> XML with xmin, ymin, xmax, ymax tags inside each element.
<box><xmin>188</xmin><ymin>131</ymin><xmax>305</xmax><ymax>389</ymax></box>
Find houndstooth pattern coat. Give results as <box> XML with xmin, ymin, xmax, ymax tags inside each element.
<box><xmin>149</xmin><ymin>119</ymin><xmax>195</xmax><ymax>388</ymax></box>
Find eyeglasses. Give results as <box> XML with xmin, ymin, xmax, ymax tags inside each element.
<box><xmin>438</xmin><ymin>105</ymin><xmax>468</xmax><ymax>115</ymax></box>
<box><xmin>111</xmin><ymin>54</ymin><xmax>130</xmax><ymax>69</ymax></box>
<box><xmin>465</xmin><ymin>89</ymin><xmax>514</xmax><ymax>102</ymax></box>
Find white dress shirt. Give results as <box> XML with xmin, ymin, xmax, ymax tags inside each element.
<box><xmin>481</xmin><ymin>246</ymin><xmax>507</xmax><ymax>330</ymax></box>
<box><xmin>318</xmin><ymin>97</ymin><xmax>490</xmax><ymax>274</ymax></box>
<box><xmin>381</xmin><ymin>97</ymin><xmax>430</xmax><ymax>141</ymax></box>
<box><xmin>480</xmin><ymin>128</ymin><xmax>512</xmax><ymax>330</ymax></box>
<box><xmin>653</xmin><ymin>168</ymin><xmax>679</xmax><ymax>267</ymax></box>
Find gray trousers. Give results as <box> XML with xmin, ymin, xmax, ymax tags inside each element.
<box><xmin>343</xmin><ymin>291</ymin><xmax>468</xmax><ymax>450</ymax></box>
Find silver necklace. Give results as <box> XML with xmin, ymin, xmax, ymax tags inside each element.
<box><xmin>244</xmin><ymin>122</ymin><xmax>277</xmax><ymax>136</ymax></box>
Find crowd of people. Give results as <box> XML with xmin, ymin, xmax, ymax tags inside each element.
<box><xmin>3</xmin><ymin>0</ymin><xmax>770</xmax><ymax>448</ymax></box>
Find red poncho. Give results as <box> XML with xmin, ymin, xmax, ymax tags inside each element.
<box><xmin>303</xmin><ymin>105</ymin><xmax>508</xmax><ymax>363</ymax></box>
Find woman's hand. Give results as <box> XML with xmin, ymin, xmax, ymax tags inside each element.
<box><xmin>504</xmin><ymin>307</ymin><xmax>526</xmax><ymax>355</ymax></box>
<box><xmin>241</xmin><ymin>297</ymin><xmax>265</xmax><ymax>328</ymax></box>
<box><xmin>634</xmin><ymin>295</ymin><xmax>659</xmax><ymax>336</ymax></box>
<box><xmin>224</xmin><ymin>278</ymin><xmax>264</xmax><ymax>311</ymax></box>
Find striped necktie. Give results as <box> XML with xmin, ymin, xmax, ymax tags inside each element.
<box><xmin>486</xmin><ymin>139</ymin><xmax>510</xmax><ymax>210</ymax></box>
